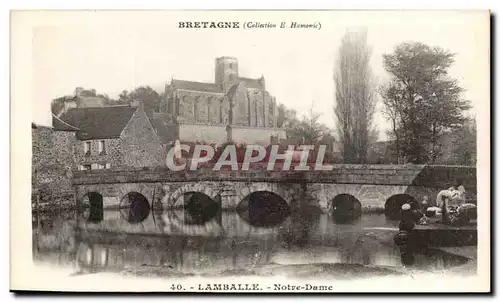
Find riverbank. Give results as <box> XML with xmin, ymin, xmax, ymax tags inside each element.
<box><xmin>436</xmin><ymin>246</ymin><xmax>478</xmax><ymax>275</ymax></box>
<box><xmin>32</xmin><ymin>202</ymin><xmax>76</xmax><ymax>213</ymax></box>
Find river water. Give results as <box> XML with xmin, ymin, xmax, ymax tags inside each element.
<box><xmin>32</xmin><ymin>203</ymin><xmax>474</xmax><ymax>279</ymax></box>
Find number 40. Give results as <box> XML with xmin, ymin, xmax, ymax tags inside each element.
<box><xmin>170</xmin><ymin>284</ymin><xmax>183</xmax><ymax>291</ymax></box>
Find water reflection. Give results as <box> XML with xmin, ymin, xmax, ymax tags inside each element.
<box><xmin>79</xmin><ymin>192</ymin><xmax>104</xmax><ymax>223</ymax></box>
<box><xmin>119</xmin><ymin>192</ymin><xmax>150</xmax><ymax>224</ymax></box>
<box><xmin>162</xmin><ymin>210</ymin><xmax>223</xmax><ymax>237</ymax></box>
<box><xmin>183</xmin><ymin>192</ymin><xmax>220</xmax><ymax>225</ymax></box>
<box><xmin>237</xmin><ymin>191</ymin><xmax>291</xmax><ymax>227</ymax></box>
<box><xmin>331</xmin><ymin>194</ymin><xmax>362</xmax><ymax>224</ymax></box>
<box><xmin>33</xmin><ymin>204</ymin><xmax>475</xmax><ymax>277</ymax></box>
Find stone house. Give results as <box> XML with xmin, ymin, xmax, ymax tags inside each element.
<box><xmin>58</xmin><ymin>102</ymin><xmax>166</xmax><ymax>170</ymax></box>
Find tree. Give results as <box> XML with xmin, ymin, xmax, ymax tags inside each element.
<box><xmin>334</xmin><ymin>29</ymin><xmax>376</xmax><ymax>164</ymax></box>
<box><xmin>381</xmin><ymin>42</ymin><xmax>472</xmax><ymax>164</ymax></box>
<box><xmin>118</xmin><ymin>90</ymin><xmax>131</xmax><ymax>104</ymax></box>
<box><xmin>287</xmin><ymin>103</ymin><xmax>329</xmax><ymax>145</ymax></box>
<box><xmin>436</xmin><ymin>118</ymin><xmax>477</xmax><ymax>166</ymax></box>
<box><xmin>119</xmin><ymin>86</ymin><xmax>162</xmax><ymax>117</ymax></box>
<box><xmin>380</xmin><ymin>83</ymin><xmax>405</xmax><ymax>164</ymax></box>
<box><xmin>451</xmin><ymin>119</ymin><xmax>477</xmax><ymax>166</ymax></box>
<box><xmin>277</xmin><ymin>103</ymin><xmax>300</xmax><ymax>130</ymax></box>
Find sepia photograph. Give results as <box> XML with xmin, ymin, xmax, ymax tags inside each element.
<box><xmin>10</xmin><ymin>9</ymin><xmax>490</xmax><ymax>293</ymax></box>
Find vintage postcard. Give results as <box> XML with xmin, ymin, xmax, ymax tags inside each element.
<box><xmin>10</xmin><ymin>10</ymin><xmax>490</xmax><ymax>293</ymax></box>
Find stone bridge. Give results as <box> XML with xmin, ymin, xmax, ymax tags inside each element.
<box><xmin>72</xmin><ymin>165</ymin><xmax>477</xmax><ymax>215</ymax></box>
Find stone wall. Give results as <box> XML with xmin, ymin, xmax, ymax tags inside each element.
<box><xmin>72</xmin><ymin>165</ymin><xmax>476</xmax><ymax>189</ymax></box>
<box><xmin>168</xmin><ymin>85</ymin><xmax>277</xmax><ymax>128</ymax></box>
<box><xmin>245</xmin><ymin>88</ymin><xmax>277</xmax><ymax>128</ymax></box>
<box><xmin>178</xmin><ymin>123</ymin><xmax>228</xmax><ymax>144</ymax></box>
<box><xmin>121</xmin><ymin>106</ymin><xmax>166</xmax><ymax>167</ymax></box>
<box><xmin>232</xmin><ymin>83</ymin><xmax>249</xmax><ymax>126</ymax></box>
<box><xmin>175</xmin><ymin>90</ymin><xmax>226</xmax><ymax>124</ymax></box>
<box><xmin>74</xmin><ymin>138</ymin><xmax>123</xmax><ymax>169</ymax></box>
<box><xmin>178</xmin><ymin>123</ymin><xmax>286</xmax><ymax>145</ymax></box>
<box><xmin>229</xmin><ymin>84</ymin><xmax>277</xmax><ymax>128</ymax></box>
<box><xmin>231</xmin><ymin>126</ymin><xmax>286</xmax><ymax>145</ymax></box>
<box><xmin>32</xmin><ymin>126</ymin><xmax>76</xmax><ymax>206</ymax></box>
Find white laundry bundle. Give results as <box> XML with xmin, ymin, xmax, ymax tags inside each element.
<box><xmin>436</xmin><ymin>187</ymin><xmax>466</xmax><ymax>208</ymax></box>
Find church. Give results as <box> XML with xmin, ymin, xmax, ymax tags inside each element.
<box><xmin>155</xmin><ymin>56</ymin><xmax>286</xmax><ymax>145</ymax></box>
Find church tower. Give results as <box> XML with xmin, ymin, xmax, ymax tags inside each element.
<box><xmin>215</xmin><ymin>57</ymin><xmax>238</xmax><ymax>93</ymax></box>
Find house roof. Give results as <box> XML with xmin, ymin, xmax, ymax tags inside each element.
<box><xmin>59</xmin><ymin>106</ymin><xmax>137</xmax><ymax>140</ymax></box>
<box><xmin>237</xmin><ymin>77</ymin><xmax>262</xmax><ymax>89</ymax></box>
<box><xmin>150</xmin><ymin>117</ymin><xmax>173</xmax><ymax>144</ymax></box>
<box><xmin>171</xmin><ymin>79</ymin><xmax>223</xmax><ymax>93</ymax></box>
<box><xmin>52</xmin><ymin>114</ymin><xmax>80</xmax><ymax>131</ymax></box>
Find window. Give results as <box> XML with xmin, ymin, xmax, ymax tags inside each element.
<box><xmin>98</xmin><ymin>163</ymin><xmax>106</xmax><ymax>170</ymax></box>
<box><xmin>98</xmin><ymin>140</ymin><xmax>106</xmax><ymax>155</ymax></box>
<box><xmin>81</xmin><ymin>164</ymin><xmax>91</xmax><ymax>171</ymax></box>
<box><xmin>229</xmin><ymin>63</ymin><xmax>234</xmax><ymax>69</ymax></box>
<box><xmin>84</xmin><ymin>141</ymin><xmax>91</xmax><ymax>155</ymax></box>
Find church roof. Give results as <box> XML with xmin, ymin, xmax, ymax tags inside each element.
<box><xmin>237</xmin><ymin>77</ymin><xmax>262</xmax><ymax>89</ymax></box>
<box><xmin>59</xmin><ymin>106</ymin><xmax>137</xmax><ymax>140</ymax></box>
<box><xmin>171</xmin><ymin>79</ymin><xmax>223</xmax><ymax>93</ymax></box>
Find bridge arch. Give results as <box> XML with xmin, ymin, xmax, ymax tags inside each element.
<box><xmin>79</xmin><ymin>191</ymin><xmax>104</xmax><ymax>223</ymax></box>
<box><xmin>167</xmin><ymin>183</ymin><xmax>219</xmax><ymax>208</ymax></box>
<box><xmin>75</xmin><ymin>183</ymin><xmax>160</xmax><ymax>210</ymax></box>
<box><xmin>237</xmin><ymin>190</ymin><xmax>291</xmax><ymax>227</ymax></box>
<box><xmin>119</xmin><ymin>191</ymin><xmax>151</xmax><ymax>223</ymax></box>
<box><xmin>237</xmin><ymin>183</ymin><xmax>293</xmax><ymax>206</ymax></box>
<box><xmin>331</xmin><ymin>193</ymin><xmax>362</xmax><ymax>217</ymax></box>
<box><xmin>120</xmin><ymin>191</ymin><xmax>149</xmax><ymax>208</ymax></box>
<box><xmin>80</xmin><ymin>191</ymin><xmax>103</xmax><ymax>208</ymax></box>
<box><xmin>77</xmin><ymin>190</ymin><xmax>102</xmax><ymax>207</ymax></box>
<box><xmin>384</xmin><ymin>193</ymin><xmax>418</xmax><ymax>220</ymax></box>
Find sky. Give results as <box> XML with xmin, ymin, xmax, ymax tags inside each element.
<box><xmin>27</xmin><ymin>10</ymin><xmax>489</xmax><ymax>141</ymax></box>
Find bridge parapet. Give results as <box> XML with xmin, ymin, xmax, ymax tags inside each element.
<box><xmin>72</xmin><ymin>164</ymin><xmax>476</xmax><ymax>192</ymax></box>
